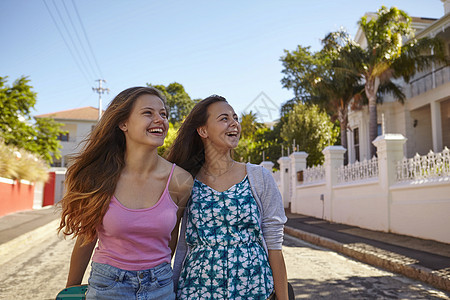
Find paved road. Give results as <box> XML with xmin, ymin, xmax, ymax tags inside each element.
<box><xmin>283</xmin><ymin>234</ymin><xmax>449</xmax><ymax>299</ymax></box>
<box><xmin>0</xmin><ymin>221</ymin><xmax>448</xmax><ymax>299</ymax></box>
<box><xmin>0</xmin><ymin>219</ymin><xmax>89</xmax><ymax>300</ymax></box>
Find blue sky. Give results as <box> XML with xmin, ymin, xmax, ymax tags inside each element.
<box><xmin>0</xmin><ymin>0</ymin><xmax>445</xmax><ymax>122</ymax></box>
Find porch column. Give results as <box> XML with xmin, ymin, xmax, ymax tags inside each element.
<box><xmin>430</xmin><ymin>101</ymin><xmax>443</xmax><ymax>152</ymax></box>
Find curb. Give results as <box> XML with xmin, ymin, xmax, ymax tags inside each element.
<box><xmin>284</xmin><ymin>226</ymin><xmax>450</xmax><ymax>293</ymax></box>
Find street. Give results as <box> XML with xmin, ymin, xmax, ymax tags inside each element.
<box><xmin>0</xmin><ymin>219</ymin><xmax>89</xmax><ymax>299</ymax></box>
<box><xmin>283</xmin><ymin>235</ymin><xmax>449</xmax><ymax>299</ymax></box>
<box><xmin>0</xmin><ymin>220</ymin><xmax>448</xmax><ymax>300</ymax></box>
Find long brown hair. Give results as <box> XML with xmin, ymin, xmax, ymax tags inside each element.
<box><xmin>58</xmin><ymin>86</ymin><xmax>166</xmax><ymax>245</ymax></box>
<box><xmin>166</xmin><ymin>95</ymin><xmax>227</xmax><ymax>177</ymax></box>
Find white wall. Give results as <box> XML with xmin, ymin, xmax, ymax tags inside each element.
<box><xmin>292</xmin><ymin>183</ymin><xmax>325</xmax><ymax>219</ymax></box>
<box><xmin>49</xmin><ymin>168</ymin><xmax>67</xmax><ymax>204</ymax></box>
<box><xmin>333</xmin><ymin>180</ymin><xmax>387</xmax><ymax>231</ymax></box>
<box><xmin>286</xmin><ymin>136</ymin><xmax>450</xmax><ymax>244</ymax></box>
<box><xmin>390</xmin><ymin>181</ymin><xmax>450</xmax><ymax>244</ymax></box>
<box><xmin>410</xmin><ymin>105</ymin><xmax>433</xmax><ymax>156</ymax></box>
<box><xmin>58</xmin><ymin>120</ymin><xmax>96</xmax><ymax>166</ymax></box>
<box><xmin>33</xmin><ymin>181</ymin><xmax>44</xmax><ymax>209</ymax></box>
<box><xmin>440</xmin><ymin>98</ymin><xmax>450</xmax><ymax>148</ymax></box>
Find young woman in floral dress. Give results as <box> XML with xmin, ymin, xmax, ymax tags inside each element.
<box><xmin>168</xmin><ymin>95</ymin><xmax>288</xmax><ymax>300</ymax></box>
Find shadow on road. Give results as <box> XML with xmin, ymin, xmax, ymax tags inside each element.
<box><xmin>288</xmin><ymin>276</ymin><xmax>450</xmax><ymax>299</ymax></box>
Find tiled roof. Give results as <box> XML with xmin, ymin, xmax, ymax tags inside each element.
<box><xmin>35</xmin><ymin>106</ymin><xmax>102</xmax><ymax>121</ymax></box>
<box><xmin>411</xmin><ymin>17</ymin><xmax>437</xmax><ymax>24</ymax></box>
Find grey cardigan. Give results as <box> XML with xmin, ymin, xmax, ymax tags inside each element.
<box><xmin>172</xmin><ymin>163</ymin><xmax>287</xmax><ymax>288</ymax></box>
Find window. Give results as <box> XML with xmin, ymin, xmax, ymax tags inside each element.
<box><xmin>377</xmin><ymin>124</ymin><xmax>382</xmax><ymax>136</ymax></box>
<box><xmin>354</xmin><ymin>128</ymin><xmax>360</xmax><ymax>162</ymax></box>
<box><xmin>51</xmin><ymin>158</ymin><xmax>62</xmax><ymax>167</ymax></box>
<box><xmin>58</xmin><ymin>133</ymin><xmax>69</xmax><ymax>142</ymax></box>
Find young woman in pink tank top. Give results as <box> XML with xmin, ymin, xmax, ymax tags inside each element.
<box><xmin>58</xmin><ymin>86</ymin><xmax>193</xmax><ymax>299</ymax></box>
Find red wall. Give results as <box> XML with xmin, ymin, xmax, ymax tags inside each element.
<box><xmin>0</xmin><ymin>179</ymin><xmax>35</xmax><ymax>217</ymax></box>
<box><xmin>43</xmin><ymin>172</ymin><xmax>56</xmax><ymax>207</ymax></box>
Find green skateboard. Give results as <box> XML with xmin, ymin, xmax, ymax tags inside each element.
<box><xmin>55</xmin><ymin>285</ymin><xmax>88</xmax><ymax>299</ymax></box>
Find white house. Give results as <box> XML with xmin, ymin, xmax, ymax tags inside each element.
<box><xmin>276</xmin><ymin>0</ymin><xmax>450</xmax><ymax>246</ymax></box>
<box><xmin>35</xmin><ymin>106</ymin><xmax>101</xmax><ymax>167</ymax></box>
<box><xmin>347</xmin><ymin>1</ymin><xmax>450</xmax><ymax>163</ymax></box>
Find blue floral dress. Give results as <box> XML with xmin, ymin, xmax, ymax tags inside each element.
<box><xmin>177</xmin><ymin>176</ymin><xmax>274</xmax><ymax>300</ymax></box>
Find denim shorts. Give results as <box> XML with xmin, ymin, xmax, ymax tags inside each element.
<box><xmin>86</xmin><ymin>262</ymin><xmax>175</xmax><ymax>300</ymax></box>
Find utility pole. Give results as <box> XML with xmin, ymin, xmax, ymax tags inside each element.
<box><xmin>92</xmin><ymin>79</ymin><xmax>109</xmax><ymax>120</ymax></box>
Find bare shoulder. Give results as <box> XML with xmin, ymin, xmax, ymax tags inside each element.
<box><xmin>235</xmin><ymin>162</ymin><xmax>247</xmax><ymax>176</ymax></box>
<box><xmin>236</xmin><ymin>162</ymin><xmax>247</xmax><ymax>170</ymax></box>
<box><xmin>172</xmin><ymin>165</ymin><xmax>194</xmax><ymax>189</ymax></box>
<box><xmin>168</xmin><ymin>165</ymin><xmax>194</xmax><ymax>206</ymax></box>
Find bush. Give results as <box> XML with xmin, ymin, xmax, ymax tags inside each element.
<box><xmin>0</xmin><ymin>141</ymin><xmax>49</xmax><ymax>182</ymax></box>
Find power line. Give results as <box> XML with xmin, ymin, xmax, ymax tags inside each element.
<box><xmin>71</xmin><ymin>0</ymin><xmax>104</xmax><ymax>79</ymax></box>
<box><xmin>50</xmin><ymin>0</ymin><xmax>97</xmax><ymax>81</ymax></box>
<box><xmin>42</xmin><ymin>0</ymin><xmax>92</xmax><ymax>86</ymax></box>
<box><xmin>61</xmin><ymin>0</ymin><xmax>100</xmax><ymax>79</ymax></box>
<box><xmin>43</xmin><ymin>0</ymin><xmax>108</xmax><ymax>109</ymax></box>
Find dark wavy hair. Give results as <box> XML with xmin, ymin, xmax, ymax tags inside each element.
<box><xmin>58</xmin><ymin>86</ymin><xmax>166</xmax><ymax>245</ymax></box>
<box><xmin>166</xmin><ymin>95</ymin><xmax>227</xmax><ymax>177</ymax></box>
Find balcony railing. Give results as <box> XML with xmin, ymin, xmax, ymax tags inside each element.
<box><xmin>409</xmin><ymin>65</ymin><xmax>450</xmax><ymax>98</ymax></box>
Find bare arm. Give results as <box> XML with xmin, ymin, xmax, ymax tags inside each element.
<box><xmin>268</xmin><ymin>249</ymin><xmax>288</xmax><ymax>300</ymax></box>
<box><xmin>169</xmin><ymin>167</ymin><xmax>193</xmax><ymax>257</ymax></box>
<box><xmin>169</xmin><ymin>206</ymin><xmax>185</xmax><ymax>257</ymax></box>
<box><xmin>66</xmin><ymin>236</ymin><xmax>97</xmax><ymax>287</ymax></box>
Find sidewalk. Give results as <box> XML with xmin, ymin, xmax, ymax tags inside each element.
<box><xmin>0</xmin><ymin>207</ymin><xmax>449</xmax><ymax>294</ymax></box>
<box><xmin>0</xmin><ymin>206</ymin><xmax>60</xmax><ymax>245</ymax></box>
<box><xmin>285</xmin><ymin>211</ymin><xmax>450</xmax><ymax>293</ymax></box>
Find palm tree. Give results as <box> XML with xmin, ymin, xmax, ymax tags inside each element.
<box><xmin>351</xmin><ymin>6</ymin><xmax>446</xmax><ymax>157</ymax></box>
<box><xmin>312</xmin><ymin>31</ymin><xmax>365</xmax><ymax>163</ymax></box>
<box><xmin>240</xmin><ymin>111</ymin><xmax>264</xmax><ymax>139</ymax></box>
<box><xmin>280</xmin><ymin>34</ymin><xmax>364</xmax><ymax>164</ymax></box>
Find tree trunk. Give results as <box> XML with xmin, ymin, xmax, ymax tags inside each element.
<box><xmin>365</xmin><ymin>77</ymin><xmax>380</xmax><ymax>158</ymax></box>
<box><xmin>338</xmin><ymin>107</ymin><xmax>348</xmax><ymax>165</ymax></box>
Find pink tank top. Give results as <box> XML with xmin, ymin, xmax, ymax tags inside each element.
<box><xmin>92</xmin><ymin>164</ymin><xmax>178</xmax><ymax>271</ymax></box>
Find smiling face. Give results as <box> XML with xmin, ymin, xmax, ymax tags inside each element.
<box><xmin>119</xmin><ymin>93</ymin><xmax>169</xmax><ymax>148</ymax></box>
<box><xmin>198</xmin><ymin>101</ymin><xmax>241</xmax><ymax>150</ymax></box>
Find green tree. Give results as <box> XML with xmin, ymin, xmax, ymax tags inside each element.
<box><xmin>313</xmin><ymin>31</ymin><xmax>365</xmax><ymax>162</ymax></box>
<box><xmin>158</xmin><ymin>122</ymin><xmax>180</xmax><ymax>157</ymax></box>
<box><xmin>234</xmin><ymin>125</ymin><xmax>284</xmax><ymax>167</ymax></box>
<box><xmin>280</xmin><ymin>33</ymin><xmax>364</xmax><ymax>163</ymax></box>
<box><xmin>353</xmin><ymin>6</ymin><xmax>446</xmax><ymax>156</ymax></box>
<box><xmin>0</xmin><ymin>76</ymin><xmax>65</xmax><ymax>164</ymax></box>
<box><xmin>34</xmin><ymin>117</ymin><xmax>66</xmax><ymax>163</ymax></box>
<box><xmin>280</xmin><ymin>102</ymin><xmax>339</xmax><ymax>166</ymax></box>
<box><xmin>148</xmin><ymin>82</ymin><xmax>197</xmax><ymax>123</ymax></box>
<box><xmin>240</xmin><ymin>111</ymin><xmax>264</xmax><ymax>139</ymax></box>
<box><xmin>280</xmin><ymin>46</ymin><xmax>322</xmax><ymax>102</ymax></box>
